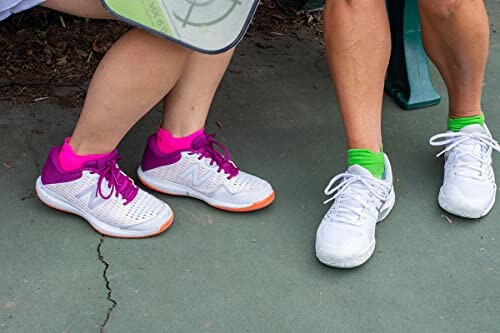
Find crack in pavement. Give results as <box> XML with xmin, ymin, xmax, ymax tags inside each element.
<box><xmin>97</xmin><ymin>236</ymin><xmax>117</xmax><ymax>332</ymax></box>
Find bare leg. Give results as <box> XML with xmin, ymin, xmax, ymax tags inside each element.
<box><xmin>70</xmin><ymin>29</ymin><xmax>190</xmax><ymax>154</ymax></box>
<box><xmin>323</xmin><ymin>0</ymin><xmax>390</xmax><ymax>152</ymax></box>
<box><xmin>42</xmin><ymin>0</ymin><xmax>114</xmax><ymax>19</ymax></box>
<box><xmin>418</xmin><ymin>0</ymin><xmax>489</xmax><ymax>118</ymax></box>
<box><xmin>161</xmin><ymin>49</ymin><xmax>235</xmax><ymax>137</ymax></box>
<box><xmin>42</xmin><ymin>0</ymin><xmax>192</xmax><ymax>154</ymax></box>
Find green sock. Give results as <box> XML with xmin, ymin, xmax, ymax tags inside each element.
<box><xmin>348</xmin><ymin>148</ymin><xmax>385</xmax><ymax>179</ymax></box>
<box><xmin>448</xmin><ymin>114</ymin><xmax>484</xmax><ymax>132</ymax></box>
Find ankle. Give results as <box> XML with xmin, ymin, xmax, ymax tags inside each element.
<box><xmin>58</xmin><ymin>138</ymin><xmax>113</xmax><ymax>172</ymax></box>
<box><xmin>348</xmin><ymin>148</ymin><xmax>385</xmax><ymax>179</ymax></box>
<box><xmin>159</xmin><ymin>123</ymin><xmax>206</xmax><ymax>138</ymax></box>
<box><xmin>449</xmin><ymin>108</ymin><xmax>483</xmax><ymax>119</ymax></box>
<box><xmin>68</xmin><ymin>138</ymin><xmax>113</xmax><ymax>156</ymax></box>
<box><xmin>156</xmin><ymin>127</ymin><xmax>204</xmax><ymax>154</ymax></box>
<box><xmin>448</xmin><ymin>113</ymin><xmax>485</xmax><ymax>132</ymax></box>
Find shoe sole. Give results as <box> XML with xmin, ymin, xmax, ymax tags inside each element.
<box><xmin>438</xmin><ymin>187</ymin><xmax>496</xmax><ymax>219</ymax></box>
<box><xmin>316</xmin><ymin>189</ymin><xmax>396</xmax><ymax>269</ymax></box>
<box><xmin>35</xmin><ymin>177</ymin><xmax>173</xmax><ymax>238</ymax></box>
<box><xmin>138</xmin><ymin>167</ymin><xmax>275</xmax><ymax>212</ymax></box>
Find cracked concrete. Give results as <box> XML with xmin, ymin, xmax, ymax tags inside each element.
<box><xmin>1</xmin><ymin>2</ymin><xmax>500</xmax><ymax>331</ymax></box>
<box><xmin>97</xmin><ymin>237</ymin><xmax>117</xmax><ymax>332</ymax></box>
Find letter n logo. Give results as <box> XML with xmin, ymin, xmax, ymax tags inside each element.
<box><xmin>179</xmin><ymin>164</ymin><xmax>215</xmax><ymax>187</ymax></box>
<box><xmin>75</xmin><ymin>184</ymin><xmax>107</xmax><ymax>210</ymax></box>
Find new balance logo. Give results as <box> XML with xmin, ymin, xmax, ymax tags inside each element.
<box><xmin>75</xmin><ymin>184</ymin><xmax>107</xmax><ymax>210</ymax></box>
<box><xmin>179</xmin><ymin>164</ymin><xmax>215</xmax><ymax>187</ymax></box>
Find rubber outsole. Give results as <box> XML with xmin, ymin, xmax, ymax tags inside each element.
<box><xmin>316</xmin><ymin>241</ymin><xmax>376</xmax><ymax>269</ymax></box>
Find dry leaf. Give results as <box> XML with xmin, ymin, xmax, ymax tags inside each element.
<box><xmin>441</xmin><ymin>215</ymin><xmax>453</xmax><ymax>224</ymax></box>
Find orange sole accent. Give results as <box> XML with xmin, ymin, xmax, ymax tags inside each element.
<box><xmin>36</xmin><ymin>188</ymin><xmax>174</xmax><ymax>239</ymax></box>
<box><xmin>139</xmin><ymin>177</ymin><xmax>276</xmax><ymax>213</ymax></box>
<box><xmin>213</xmin><ymin>191</ymin><xmax>276</xmax><ymax>212</ymax></box>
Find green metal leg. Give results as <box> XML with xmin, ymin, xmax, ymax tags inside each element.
<box><xmin>385</xmin><ymin>0</ymin><xmax>441</xmax><ymax>110</ymax></box>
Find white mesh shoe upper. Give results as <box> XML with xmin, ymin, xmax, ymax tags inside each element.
<box><xmin>144</xmin><ymin>152</ymin><xmax>272</xmax><ymax>198</ymax></box>
<box><xmin>44</xmin><ymin>171</ymin><xmax>169</xmax><ymax>229</ymax></box>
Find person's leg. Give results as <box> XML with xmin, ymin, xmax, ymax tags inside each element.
<box><xmin>421</xmin><ymin>0</ymin><xmax>500</xmax><ymax>219</ymax></box>
<box><xmin>138</xmin><ymin>48</ymin><xmax>275</xmax><ymax>212</ymax></box>
<box><xmin>37</xmin><ymin>0</ymin><xmax>193</xmax><ymax>237</ymax></box>
<box><xmin>69</xmin><ymin>28</ymin><xmax>191</xmax><ymax>154</ymax></box>
<box><xmin>43</xmin><ymin>0</ymin><xmax>192</xmax><ymax>154</ymax></box>
<box><xmin>42</xmin><ymin>0</ymin><xmax>114</xmax><ymax>19</ymax></box>
<box><xmin>323</xmin><ymin>0</ymin><xmax>390</xmax><ymax>153</ymax></box>
<box><xmin>316</xmin><ymin>0</ymin><xmax>395</xmax><ymax>268</ymax></box>
<box><xmin>161</xmin><ymin>49</ymin><xmax>235</xmax><ymax>137</ymax></box>
<box><xmin>418</xmin><ymin>0</ymin><xmax>488</xmax><ymax>120</ymax></box>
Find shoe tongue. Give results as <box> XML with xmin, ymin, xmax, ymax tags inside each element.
<box><xmin>337</xmin><ymin>164</ymin><xmax>374</xmax><ymax>213</ymax></box>
<box><xmin>347</xmin><ymin>164</ymin><xmax>375</xmax><ymax>177</ymax></box>
<box><xmin>83</xmin><ymin>150</ymin><xmax>119</xmax><ymax>170</ymax></box>
<box><xmin>459</xmin><ymin>124</ymin><xmax>485</xmax><ymax>135</ymax></box>
<box><xmin>459</xmin><ymin>124</ymin><xmax>486</xmax><ymax>148</ymax></box>
<box><xmin>191</xmin><ymin>132</ymin><xmax>208</xmax><ymax>150</ymax></box>
<box><xmin>457</xmin><ymin>124</ymin><xmax>487</xmax><ymax>165</ymax></box>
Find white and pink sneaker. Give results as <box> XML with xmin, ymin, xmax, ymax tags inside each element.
<box><xmin>138</xmin><ymin>132</ymin><xmax>275</xmax><ymax>212</ymax></box>
<box><xmin>36</xmin><ymin>147</ymin><xmax>173</xmax><ymax>238</ymax></box>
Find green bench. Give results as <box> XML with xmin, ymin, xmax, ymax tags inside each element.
<box><xmin>278</xmin><ymin>0</ymin><xmax>441</xmax><ymax>110</ymax></box>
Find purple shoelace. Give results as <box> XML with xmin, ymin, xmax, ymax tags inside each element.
<box><xmin>91</xmin><ymin>156</ymin><xmax>138</xmax><ymax>205</ymax></box>
<box><xmin>189</xmin><ymin>133</ymin><xmax>239</xmax><ymax>179</ymax></box>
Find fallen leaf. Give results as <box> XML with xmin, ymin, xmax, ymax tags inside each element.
<box><xmin>34</xmin><ymin>97</ymin><xmax>49</xmax><ymax>103</ymax></box>
<box><xmin>441</xmin><ymin>215</ymin><xmax>453</xmax><ymax>224</ymax></box>
<box><xmin>59</xmin><ymin>15</ymin><xmax>66</xmax><ymax>28</ymax></box>
<box><xmin>56</xmin><ymin>56</ymin><xmax>67</xmax><ymax>66</ymax></box>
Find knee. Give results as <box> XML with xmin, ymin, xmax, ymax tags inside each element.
<box><xmin>419</xmin><ymin>0</ymin><xmax>467</xmax><ymax>19</ymax></box>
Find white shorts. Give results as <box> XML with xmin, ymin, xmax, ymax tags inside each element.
<box><xmin>0</xmin><ymin>0</ymin><xmax>45</xmax><ymax>21</ymax></box>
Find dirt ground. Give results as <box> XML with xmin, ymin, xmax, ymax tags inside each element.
<box><xmin>0</xmin><ymin>1</ymin><xmax>322</xmax><ymax>108</ymax></box>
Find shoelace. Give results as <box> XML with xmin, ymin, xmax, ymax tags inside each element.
<box><xmin>429</xmin><ymin>131</ymin><xmax>500</xmax><ymax>180</ymax></box>
<box><xmin>324</xmin><ymin>173</ymin><xmax>390</xmax><ymax>224</ymax></box>
<box><xmin>91</xmin><ymin>156</ymin><xmax>139</xmax><ymax>205</ymax></box>
<box><xmin>189</xmin><ymin>133</ymin><xmax>239</xmax><ymax>179</ymax></box>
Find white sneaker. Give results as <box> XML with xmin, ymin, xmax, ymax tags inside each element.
<box><xmin>138</xmin><ymin>132</ymin><xmax>275</xmax><ymax>212</ymax></box>
<box><xmin>315</xmin><ymin>154</ymin><xmax>395</xmax><ymax>268</ymax></box>
<box><xmin>36</xmin><ymin>147</ymin><xmax>174</xmax><ymax>238</ymax></box>
<box><xmin>429</xmin><ymin>124</ymin><xmax>500</xmax><ymax>218</ymax></box>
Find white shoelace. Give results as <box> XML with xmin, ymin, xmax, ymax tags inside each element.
<box><xmin>429</xmin><ymin>131</ymin><xmax>500</xmax><ymax>179</ymax></box>
<box><xmin>324</xmin><ymin>173</ymin><xmax>390</xmax><ymax>224</ymax></box>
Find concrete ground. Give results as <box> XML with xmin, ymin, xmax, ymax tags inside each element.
<box><xmin>1</xmin><ymin>5</ymin><xmax>499</xmax><ymax>333</ymax></box>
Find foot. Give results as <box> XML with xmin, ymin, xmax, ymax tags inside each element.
<box><xmin>430</xmin><ymin>124</ymin><xmax>500</xmax><ymax>218</ymax></box>
<box><xmin>36</xmin><ymin>146</ymin><xmax>174</xmax><ymax>238</ymax></box>
<box><xmin>315</xmin><ymin>154</ymin><xmax>395</xmax><ymax>268</ymax></box>
<box><xmin>138</xmin><ymin>132</ymin><xmax>275</xmax><ymax>212</ymax></box>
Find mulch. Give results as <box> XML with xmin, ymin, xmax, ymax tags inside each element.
<box><xmin>0</xmin><ymin>1</ymin><xmax>322</xmax><ymax>108</ymax></box>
